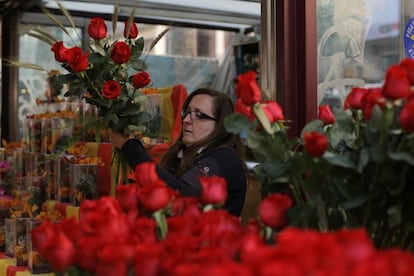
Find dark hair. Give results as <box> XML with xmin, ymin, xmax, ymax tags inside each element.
<box><xmin>160</xmin><ymin>88</ymin><xmax>246</xmax><ymax>176</ymax></box>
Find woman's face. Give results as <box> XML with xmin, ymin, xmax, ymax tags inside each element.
<box><xmin>182</xmin><ymin>94</ymin><xmax>217</xmax><ymax>146</ymax></box>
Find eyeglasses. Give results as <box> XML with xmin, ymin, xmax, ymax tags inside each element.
<box><xmin>181</xmin><ymin>109</ymin><xmax>217</xmax><ymax>121</ymax></box>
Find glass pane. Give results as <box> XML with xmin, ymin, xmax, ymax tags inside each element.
<box><xmin>317</xmin><ymin>0</ymin><xmax>401</xmax><ymax>108</ymax></box>
<box><xmin>18</xmin><ymin>26</ymin><xmax>82</xmax><ymax>138</ymax></box>
<box><xmin>17</xmin><ymin>18</ymin><xmax>236</xmax><ymax>140</ymax></box>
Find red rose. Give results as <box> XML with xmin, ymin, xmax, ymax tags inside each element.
<box><xmin>361</xmin><ymin>88</ymin><xmax>386</xmax><ymax>120</ymax></box>
<box><xmin>235</xmin><ymin>98</ymin><xmax>255</xmax><ymax>122</ymax></box>
<box><xmin>88</xmin><ymin>17</ymin><xmax>107</xmax><ymax>40</ymax></box>
<box><xmin>239</xmin><ymin>233</ymin><xmax>266</xmax><ymax>262</ymax></box>
<box><xmin>131</xmin><ymin>71</ymin><xmax>151</xmax><ymax>89</ymax></box>
<box><xmin>32</xmin><ymin>221</ymin><xmax>76</xmax><ymax>273</ymax></box>
<box><xmin>133</xmin><ymin>217</ymin><xmax>158</xmax><ymax>243</ymax></box>
<box><xmin>399</xmin><ymin>99</ymin><xmax>414</xmax><ymax>132</ymax></box>
<box><xmin>199</xmin><ymin>176</ymin><xmax>228</xmax><ymax>206</ymax></box>
<box><xmin>133</xmin><ymin>244</ymin><xmax>164</xmax><ymax>276</ymax></box>
<box><xmin>318</xmin><ymin>105</ymin><xmax>335</xmax><ymax>125</ymax></box>
<box><xmin>344</xmin><ymin>87</ymin><xmax>369</xmax><ymax>110</ymax></box>
<box><xmin>67</xmin><ymin>48</ymin><xmax>89</xmax><ymax>72</ymax></box>
<box><xmin>102</xmin><ymin>80</ymin><xmax>121</xmax><ymax>99</ymax></box>
<box><xmin>134</xmin><ymin>161</ymin><xmax>164</xmax><ymax>187</ymax></box>
<box><xmin>51</xmin><ymin>41</ymin><xmax>69</xmax><ymax>62</ymax></box>
<box><xmin>335</xmin><ymin>228</ymin><xmax>375</xmax><ymax>264</ymax></box>
<box><xmin>382</xmin><ymin>64</ymin><xmax>411</xmax><ymax>100</ymax></box>
<box><xmin>116</xmin><ymin>184</ymin><xmax>139</xmax><ymax>212</ymax></box>
<box><xmin>303</xmin><ymin>131</ymin><xmax>328</xmax><ymax>157</ymax></box>
<box><xmin>96</xmin><ymin>242</ymin><xmax>135</xmax><ymax>276</ymax></box>
<box><xmin>137</xmin><ymin>185</ymin><xmax>174</xmax><ymax>212</ymax></box>
<box><xmin>111</xmin><ymin>41</ymin><xmax>131</xmax><ymax>64</ymax></box>
<box><xmin>124</xmin><ymin>20</ymin><xmax>139</xmax><ymax>39</ymax></box>
<box><xmin>57</xmin><ymin>217</ymin><xmax>83</xmax><ymax>244</ymax></box>
<box><xmin>76</xmin><ymin>236</ymin><xmax>104</xmax><ymax>273</ymax></box>
<box><xmin>31</xmin><ymin>220</ymin><xmax>59</xmax><ymax>252</ymax></box>
<box><xmin>43</xmin><ymin>231</ymin><xmax>76</xmax><ymax>273</ymax></box>
<box><xmin>399</xmin><ymin>58</ymin><xmax>414</xmax><ymax>85</ymax></box>
<box><xmin>261</xmin><ymin>100</ymin><xmax>284</xmax><ymax>123</ymax></box>
<box><xmin>170</xmin><ymin>196</ymin><xmax>202</xmax><ymax>217</ymax></box>
<box><xmin>258</xmin><ymin>193</ymin><xmax>293</xmax><ymax>229</ymax></box>
<box><xmin>236</xmin><ymin>71</ymin><xmax>262</xmax><ymax>105</ymax></box>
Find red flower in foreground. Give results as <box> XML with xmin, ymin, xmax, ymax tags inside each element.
<box><xmin>318</xmin><ymin>105</ymin><xmax>335</xmax><ymax>125</ymax></box>
<box><xmin>31</xmin><ymin>221</ymin><xmax>76</xmax><ymax>273</ymax></box>
<box><xmin>258</xmin><ymin>193</ymin><xmax>293</xmax><ymax>229</ymax></box>
<box><xmin>116</xmin><ymin>184</ymin><xmax>139</xmax><ymax>214</ymax></box>
<box><xmin>382</xmin><ymin>64</ymin><xmax>411</xmax><ymax>100</ymax></box>
<box><xmin>88</xmin><ymin>17</ymin><xmax>107</xmax><ymax>40</ymax></box>
<box><xmin>303</xmin><ymin>131</ymin><xmax>328</xmax><ymax>157</ymax></box>
<box><xmin>236</xmin><ymin>71</ymin><xmax>262</xmax><ymax>105</ymax></box>
<box><xmin>344</xmin><ymin>87</ymin><xmax>369</xmax><ymax>110</ymax></box>
<box><xmin>134</xmin><ymin>161</ymin><xmax>165</xmax><ymax>187</ymax></box>
<box><xmin>399</xmin><ymin>58</ymin><xmax>414</xmax><ymax>85</ymax></box>
<box><xmin>102</xmin><ymin>80</ymin><xmax>121</xmax><ymax>99</ymax></box>
<box><xmin>261</xmin><ymin>100</ymin><xmax>284</xmax><ymax>123</ymax></box>
<box><xmin>137</xmin><ymin>185</ymin><xmax>174</xmax><ymax>212</ymax></box>
<box><xmin>235</xmin><ymin>98</ymin><xmax>255</xmax><ymax>122</ymax></box>
<box><xmin>199</xmin><ymin>176</ymin><xmax>228</xmax><ymax>206</ymax></box>
<box><xmin>361</xmin><ymin>87</ymin><xmax>386</xmax><ymax>120</ymax></box>
<box><xmin>399</xmin><ymin>98</ymin><xmax>414</xmax><ymax>132</ymax></box>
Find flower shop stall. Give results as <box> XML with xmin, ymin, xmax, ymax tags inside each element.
<box><xmin>1</xmin><ymin>1</ymin><xmax>414</xmax><ymax>275</ymax></box>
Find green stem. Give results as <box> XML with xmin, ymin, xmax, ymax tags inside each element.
<box><xmin>154</xmin><ymin>210</ymin><xmax>168</xmax><ymax>240</ymax></box>
<box><xmin>83</xmin><ymin>72</ymin><xmax>103</xmax><ymax>100</ymax></box>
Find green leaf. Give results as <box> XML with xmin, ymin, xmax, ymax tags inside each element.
<box><xmin>340</xmin><ymin>195</ymin><xmax>367</xmax><ymax>210</ymax></box>
<box><xmin>323</xmin><ymin>151</ymin><xmax>356</xmax><ymax>169</ymax></box>
<box><xmin>333</xmin><ymin>109</ymin><xmax>355</xmax><ymax>133</ymax></box>
<box><xmin>253</xmin><ymin>103</ymin><xmax>273</xmax><ymax>134</ymax></box>
<box><xmin>300</xmin><ymin>119</ymin><xmax>324</xmax><ymax>137</ymax></box>
<box><xmin>246</xmin><ymin>129</ymin><xmax>265</xmax><ymax>149</ymax></box>
<box><xmin>224</xmin><ymin>113</ymin><xmax>250</xmax><ymax>134</ymax></box>
<box><xmin>357</xmin><ymin>148</ymin><xmax>370</xmax><ymax>173</ymax></box>
<box><xmin>132</xmin><ymin>37</ymin><xmax>145</xmax><ymax>55</ymax></box>
<box><xmin>254</xmin><ymin>160</ymin><xmax>286</xmax><ymax>178</ymax></box>
<box><xmin>388</xmin><ymin>152</ymin><xmax>414</xmax><ymax>165</ymax></box>
<box><xmin>130</xmin><ymin>58</ymin><xmax>147</xmax><ymax>71</ymax></box>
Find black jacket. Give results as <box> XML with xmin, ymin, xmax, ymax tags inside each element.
<box><xmin>121</xmin><ymin>139</ymin><xmax>247</xmax><ymax>216</ymax></box>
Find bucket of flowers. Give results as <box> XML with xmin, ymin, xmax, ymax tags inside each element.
<box><xmin>224</xmin><ymin>59</ymin><xmax>414</xmax><ymax>251</ymax></box>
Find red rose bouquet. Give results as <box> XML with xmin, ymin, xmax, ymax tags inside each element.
<box><xmin>17</xmin><ymin>2</ymin><xmax>169</xmax><ymax>186</ymax></box>
<box><xmin>31</xmin><ymin>162</ymin><xmax>414</xmax><ymax>275</ymax></box>
<box><xmin>225</xmin><ymin>62</ymin><xmax>414</xmax><ymax>251</ymax></box>
<box><xmin>47</xmin><ymin>6</ymin><xmax>168</xmax><ymax>137</ymax></box>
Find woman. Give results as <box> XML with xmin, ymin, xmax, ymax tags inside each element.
<box><xmin>109</xmin><ymin>88</ymin><xmax>247</xmax><ymax>216</ymax></box>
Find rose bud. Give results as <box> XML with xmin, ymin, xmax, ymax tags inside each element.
<box><xmin>303</xmin><ymin>131</ymin><xmax>328</xmax><ymax>157</ymax></box>
<box><xmin>88</xmin><ymin>17</ymin><xmax>107</xmax><ymax>40</ymax></box>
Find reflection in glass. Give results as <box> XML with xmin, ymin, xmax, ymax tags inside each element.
<box><xmin>317</xmin><ymin>0</ymin><xmax>401</xmax><ymax>107</ymax></box>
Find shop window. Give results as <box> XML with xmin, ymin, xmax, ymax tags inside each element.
<box><xmin>317</xmin><ymin>0</ymin><xmax>401</xmax><ymax>108</ymax></box>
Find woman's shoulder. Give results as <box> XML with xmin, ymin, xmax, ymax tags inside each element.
<box><xmin>204</xmin><ymin>146</ymin><xmax>241</xmax><ymax>160</ymax></box>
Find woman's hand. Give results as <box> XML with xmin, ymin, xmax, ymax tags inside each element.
<box><xmin>108</xmin><ymin>129</ymin><xmax>131</xmax><ymax>149</ymax></box>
